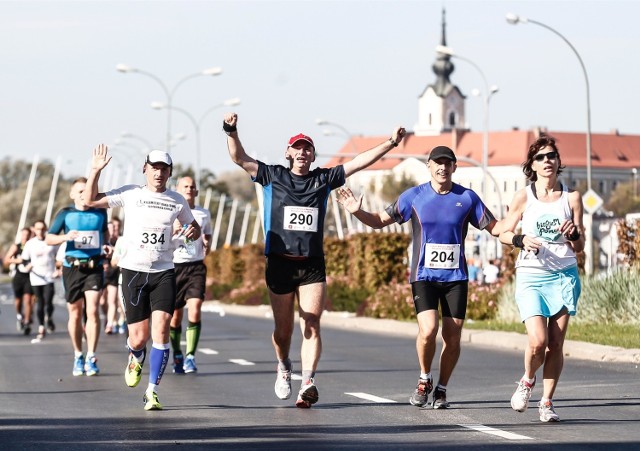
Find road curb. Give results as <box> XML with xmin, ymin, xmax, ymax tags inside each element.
<box><xmin>206</xmin><ymin>301</ymin><xmax>640</xmax><ymax>365</ymax></box>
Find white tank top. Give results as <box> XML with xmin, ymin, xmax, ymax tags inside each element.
<box><xmin>173</xmin><ymin>206</ymin><xmax>212</xmax><ymax>263</ymax></box>
<box><xmin>516</xmin><ymin>183</ymin><xmax>577</xmax><ymax>272</ymax></box>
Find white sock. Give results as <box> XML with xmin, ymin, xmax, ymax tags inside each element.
<box><xmin>420</xmin><ymin>372</ymin><xmax>432</xmax><ymax>381</ymax></box>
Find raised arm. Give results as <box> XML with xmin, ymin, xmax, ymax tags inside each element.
<box><xmin>83</xmin><ymin>144</ymin><xmax>112</xmax><ymax>209</ymax></box>
<box><xmin>336</xmin><ymin>187</ymin><xmax>395</xmax><ymax>230</ymax></box>
<box><xmin>342</xmin><ymin>127</ymin><xmax>406</xmax><ymax>178</ymax></box>
<box><xmin>224</xmin><ymin>113</ymin><xmax>258</xmax><ymax>178</ymax></box>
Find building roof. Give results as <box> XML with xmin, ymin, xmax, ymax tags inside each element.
<box><xmin>324</xmin><ymin>128</ymin><xmax>640</xmax><ymax>171</ymax></box>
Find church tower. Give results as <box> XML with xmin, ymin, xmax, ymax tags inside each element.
<box><xmin>414</xmin><ymin>9</ymin><xmax>467</xmax><ymax>136</ymax></box>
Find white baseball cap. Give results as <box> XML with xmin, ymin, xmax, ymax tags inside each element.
<box><xmin>145</xmin><ymin>150</ymin><xmax>173</xmax><ymax>166</ymax></box>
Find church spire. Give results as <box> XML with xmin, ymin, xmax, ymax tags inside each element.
<box><xmin>432</xmin><ymin>8</ymin><xmax>454</xmax><ymax>96</ymax></box>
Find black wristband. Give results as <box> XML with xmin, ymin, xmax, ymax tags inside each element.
<box><xmin>512</xmin><ymin>234</ymin><xmax>525</xmax><ymax>249</ymax></box>
<box><xmin>567</xmin><ymin>229</ymin><xmax>581</xmax><ymax>241</ymax></box>
<box><xmin>223</xmin><ymin>121</ymin><xmax>237</xmax><ymax>133</ymax></box>
<box><xmin>389</xmin><ymin>137</ymin><xmax>399</xmax><ymax>147</ymax></box>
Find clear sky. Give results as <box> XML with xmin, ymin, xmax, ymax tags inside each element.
<box><xmin>1</xmin><ymin>0</ymin><xmax>638</xmax><ymax>182</ymax></box>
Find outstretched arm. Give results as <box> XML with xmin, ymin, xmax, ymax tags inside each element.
<box><xmin>224</xmin><ymin>113</ymin><xmax>258</xmax><ymax>178</ymax></box>
<box><xmin>342</xmin><ymin>127</ymin><xmax>406</xmax><ymax>178</ymax></box>
<box><xmin>83</xmin><ymin>144</ymin><xmax>111</xmax><ymax>209</ymax></box>
<box><xmin>336</xmin><ymin>187</ymin><xmax>394</xmax><ymax>229</ymax></box>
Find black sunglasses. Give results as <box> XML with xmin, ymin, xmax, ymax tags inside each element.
<box><xmin>533</xmin><ymin>151</ymin><xmax>558</xmax><ymax>162</ymax></box>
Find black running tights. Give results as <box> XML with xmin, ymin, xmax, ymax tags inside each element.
<box><xmin>33</xmin><ymin>283</ymin><xmax>54</xmax><ymax>326</ymax></box>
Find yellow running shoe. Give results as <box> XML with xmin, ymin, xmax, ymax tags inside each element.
<box><xmin>125</xmin><ymin>353</ymin><xmax>143</xmax><ymax>388</ymax></box>
<box><xmin>143</xmin><ymin>388</ymin><xmax>162</xmax><ymax>411</ymax></box>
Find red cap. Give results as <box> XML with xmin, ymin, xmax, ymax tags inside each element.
<box><xmin>288</xmin><ymin>133</ymin><xmax>314</xmax><ymax>148</ymax></box>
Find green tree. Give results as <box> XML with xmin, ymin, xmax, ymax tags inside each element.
<box><xmin>605</xmin><ymin>181</ymin><xmax>640</xmax><ymax>216</ymax></box>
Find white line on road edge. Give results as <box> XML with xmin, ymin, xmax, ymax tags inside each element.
<box><xmin>229</xmin><ymin>359</ymin><xmax>255</xmax><ymax>366</ymax></box>
<box><xmin>459</xmin><ymin>424</ymin><xmax>533</xmax><ymax>440</ymax></box>
<box><xmin>199</xmin><ymin>348</ymin><xmax>219</xmax><ymax>355</ymax></box>
<box><xmin>345</xmin><ymin>392</ymin><xmax>397</xmax><ymax>403</ymax></box>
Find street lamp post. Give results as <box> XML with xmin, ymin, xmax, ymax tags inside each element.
<box><xmin>632</xmin><ymin>168</ymin><xmax>638</xmax><ymax>198</ymax></box>
<box><xmin>316</xmin><ymin>119</ymin><xmax>358</xmax><ymax>152</ymax></box>
<box><xmin>436</xmin><ymin>45</ymin><xmax>499</xmax><ymax>263</ymax></box>
<box><xmin>120</xmin><ymin>131</ymin><xmax>153</xmax><ymax>150</ymax></box>
<box><xmin>152</xmin><ymin>97</ymin><xmax>241</xmax><ymax>191</ymax></box>
<box><xmin>116</xmin><ymin>64</ymin><xmax>222</xmax><ymax>152</ymax></box>
<box><xmin>506</xmin><ymin>13</ymin><xmax>594</xmax><ymax>274</ymax></box>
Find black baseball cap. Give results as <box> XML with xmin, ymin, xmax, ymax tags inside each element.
<box><xmin>428</xmin><ymin>146</ymin><xmax>457</xmax><ymax>162</ymax></box>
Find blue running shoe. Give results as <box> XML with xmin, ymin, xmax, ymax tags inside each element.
<box><xmin>73</xmin><ymin>355</ymin><xmax>85</xmax><ymax>376</ymax></box>
<box><xmin>173</xmin><ymin>352</ymin><xmax>185</xmax><ymax>374</ymax></box>
<box><xmin>84</xmin><ymin>355</ymin><xmax>100</xmax><ymax>376</ymax></box>
<box><xmin>184</xmin><ymin>355</ymin><xmax>197</xmax><ymax>373</ymax></box>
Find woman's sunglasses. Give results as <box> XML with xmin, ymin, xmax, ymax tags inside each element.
<box><xmin>533</xmin><ymin>151</ymin><xmax>558</xmax><ymax>162</ymax></box>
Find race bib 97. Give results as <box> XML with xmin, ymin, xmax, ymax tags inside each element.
<box><xmin>74</xmin><ymin>230</ymin><xmax>100</xmax><ymax>249</ymax></box>
<box><xmin>284</xmin><ymin>206</ymin><xmax>318</xmax><ymax>232</ymax></box>
<box><xmin>424</xmin><ymin>243</ymin><xmax>460</xmax><ymax>269</ymax></box>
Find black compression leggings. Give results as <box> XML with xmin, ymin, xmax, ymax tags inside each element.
<box><xmin>33</xmin><ymin>284</ymin><xmax>54</xmax><ymax>326</ymax></box>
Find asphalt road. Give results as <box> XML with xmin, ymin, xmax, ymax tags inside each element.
<box><xmin>1</xmin><ymin>281</ymin><xmax>639</xmax><ymax>450</ymax></box>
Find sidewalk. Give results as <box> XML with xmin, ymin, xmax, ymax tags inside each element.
<box><xmin>204</xmin><ymin>301</ymin><xmax>640</xmax><ymax>365</ymax></box>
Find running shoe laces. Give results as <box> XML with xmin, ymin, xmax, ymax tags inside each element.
<box><xmin>432</xmin><ymin>387</ymin><xmax>450</xmax><ymax>409</ymax></box>
<box><xmin>85</xmin><ymin>356</ymin><xmax>100</xmax><ymax>376</ymax></box>
<box><xmin>125</xmin><ymin>353</ymin><xmax>143</xmax><ymax>387</ymax></box>
<box><xmin>173</xmin><ymin>352</ymin><xmax>185</xmax><ymax>374</ymax></box>
<box><xmin>296</xmin><ymin>378</ymin><xmax>319</xmax><ymax>408</ymax></box>
<box><xmin>184</xmin><ymin>355</ymin><xmax>198</xmax><ymax>373</ymax></box>
<box><xmin>274</xmin><ymin>367</ymin><xmax>292</xmax><ymax>400</ymax></box>
<box><xmin>409</xmin><ymin>377</ymin><xmax>433</xmax><ymax>407</ymax></box>
<box><xmin>538</xmin><ymin>400</ymin><xmax>560</xmax><ymax>422</ymax></box>
<box><xmin>73</xmin><ymin>355</ymin><xmax>85</xmax><ymax>377</ymax></box>
<box><xmin>143</xmin><ymin>388</ymin><xmax>162</xmax><ymax>411</ymax></box>
<box><xmin>511</xmin><ymin>377</ymin><xmax>536</xmax><ymax>412</ymax></box>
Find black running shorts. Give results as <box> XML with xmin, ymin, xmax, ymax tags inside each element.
<box><xmin>62</xmin><ymin>266</ymin><xmax>104</xmax><ymax>304</ymax></box>
<box><xmin>12</xmin><ymin>271</ymin><xmax>33</xmax><ymax>298</ymax></box>
<box><xmin>411</xmin><ymin>280</ymin><xmax>469</xmax><ymax>319</ymax></box>
<box><xmin>120</xmin><ymin>268</ymin><xmax>176</xmax><ymax>324</ymax></box>
<box><xmin>265</xmin><ymin>254</ymin><xmax>326</xmax><ymax>295</ymax></box>
<box><xmin>174</xmin><ymin>261</ymin><xmax>207</xmax><ymax>309</ymax></box>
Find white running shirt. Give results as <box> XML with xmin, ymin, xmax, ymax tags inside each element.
<box><xmin>173</xmin><ymin>206</ymin><xmax>212</xmax><ymax>263</ymax></box>
<box><xmin>105</xmin><ymin>185</ymin><xmax>195</xmax><ymax>273</ymax></box>
<box><xmin>21</xmin><ymin>237</ymin><xmax>58</xmax><ymax>286</ymax></box>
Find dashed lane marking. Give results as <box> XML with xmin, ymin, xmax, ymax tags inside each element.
<box><xmin>229</xmin><ymin>359</ymin><xmax>255</xmax><ymax>366</ymax></box>
<box><xmin>345</xmin><ymin>392</ymin><xmax>397</xmax><ymax>403</ymax></box>
<box><xmin>459</xmin><ymin>424</ymin><xmax>533</xmax><ymax>440</ymax></box>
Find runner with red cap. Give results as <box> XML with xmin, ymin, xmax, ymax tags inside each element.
<box><xmin>223</xmin><ymin>112</ymin><xmax>405</xmax><ymax>408</ymax></box>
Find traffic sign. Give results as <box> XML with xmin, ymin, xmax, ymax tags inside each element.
<box><xmin>582</xmin><ymin>188</ymin><xmax>603</xmax><ymax>214</ymax></box>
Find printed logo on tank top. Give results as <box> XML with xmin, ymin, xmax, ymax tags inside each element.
<box><xmin>535</xmin><ymin>214</ymin><xmax>562</xmax><ymax>241</ymax></box>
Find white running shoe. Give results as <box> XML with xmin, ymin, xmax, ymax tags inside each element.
<box><xmin>511</xmin><ymin>377</ymin><xmax>535</xmax><ymax>412</ymax></box>
<box><xmin>296</xmin><ymin>379</ymin><xmax>319</xmax><ymax>408</ymax></box>
<box><xmin>538</xmin><ymin>400</ymin><xmax>560</xmax><ymax>422</ymax></box>
<box><xmin>274</xmin><ymin>366</ymin><xmax>292</xmax><ymax>400</ymax></box>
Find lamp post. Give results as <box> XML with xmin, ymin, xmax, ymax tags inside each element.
<box><xmin>506</xmin><ymin>13</ymin><xmax>594</xmax><ymax>274</ymax></box>
<box><xmin>120</xmin><ymin>131</ymin><xmax>153</xmax><ymax>150</ymax></box>
<box><xmin>316</xmin><ymin>118</ymin><xmax>358</xmax><ymax>152</ymax></box>
<box><xmin>116</xmin><ymin>64</ymin><xmax>222</xmax><ymax>152</ymax></box>
<box><xmin>436</xmin><ymin>45</ymin><xmax>499</xmax><ymax>263</ymax></box>
<box><xmin>632</xmin><ymin>168</ymin><xmax>638</xmax><ymax>198</ymax></box>
<box><xmin>152</xmin><ymin>98</ymin><xmax>241</xmax><ymax>191</ymax></box>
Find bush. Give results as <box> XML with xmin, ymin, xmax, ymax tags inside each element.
<box><xmin>362</xmin><ymin>280</ymin><xmax>415</xmax><ymax>321</ymax></box>
<box><xmin>326</xmin><ymin>276</ymin><xmax>371</xmax><ymax>312</ymax></box>
<box><xmin>467</xmin><ymin>282</ymin><xmax>501</xmax><ymax>320</ymax></box>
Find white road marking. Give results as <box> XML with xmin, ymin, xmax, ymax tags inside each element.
<box><xmin>291</xmin><ymin>374</ymin><xmax>302</xmax><ymax>381</ymax></box>
<box><xmin>345</xmin><ymin>392</ymin><xmax>397</xmax><ymax>403</ymax></box>
<box><xmin>199</xmin><ymin>348</ymin><xmax>219</xmax><ymax>355</ymax></box>
<box><xmin>229</xmin><ymin>359</ymin><xmax>255</xmax><ymax>366</ymax></box>
<box><xmin>459</xmin><ymin>424</ymin><xmax>533</xmax><ymax>440</ymax></box>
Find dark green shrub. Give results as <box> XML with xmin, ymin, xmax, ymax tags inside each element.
<box><xmin>326</xmin><ymin>276</ymin><xmax>371</xmax><ymax>312</ymax></box>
